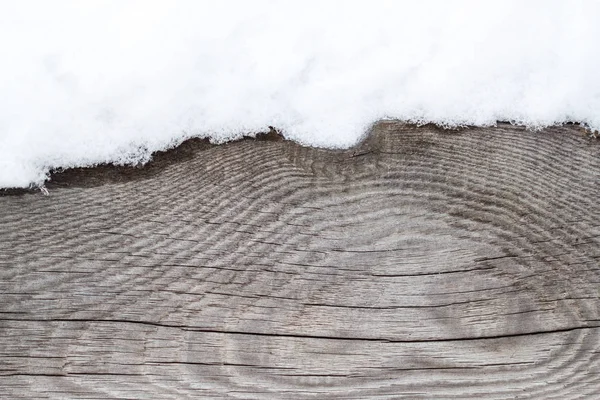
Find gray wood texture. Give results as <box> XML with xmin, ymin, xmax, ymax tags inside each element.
<box><xmin>1</xmin><ymin>122</ymin><xmax>600</xmax><ymax>399</ymax></box>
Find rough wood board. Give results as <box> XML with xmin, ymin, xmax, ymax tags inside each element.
<box><xmin>1</xmin><ymin>122</ymin><xmax>599</xmax><ymax>399</ymax></box>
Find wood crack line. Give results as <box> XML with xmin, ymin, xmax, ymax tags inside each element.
<box><xmin>2</xmin><ymin>318</ymin><xmax>599</xmax><ymax>343</ymax></box>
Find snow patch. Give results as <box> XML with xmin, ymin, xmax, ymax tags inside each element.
<box><xmin>2</xmin><ymin>0</ymin><xmax>600</xmax><ymax>188</ymax></box>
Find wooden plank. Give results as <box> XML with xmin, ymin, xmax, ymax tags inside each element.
<box><xmin>1</xmin><ymin>122</ymin><xmax>599</xmax><ymax>399</ymax></box>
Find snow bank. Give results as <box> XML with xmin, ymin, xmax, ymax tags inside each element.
<box><xmin>2</xmin><ymin>0</ymin><xmax>600</xmax><ymax>188</ymax></box>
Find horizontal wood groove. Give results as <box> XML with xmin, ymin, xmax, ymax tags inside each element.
<box><xmin>2</xmin><ymin>317</ymin><xmax>600</xmax><ymax>343</ymax></box>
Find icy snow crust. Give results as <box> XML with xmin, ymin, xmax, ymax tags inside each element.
<box><xmin>2</xmin><ymin>1</ymin><xmax>600</xmax><ymax>188</ymax></box>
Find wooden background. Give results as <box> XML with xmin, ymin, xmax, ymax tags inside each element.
<box><xmin>1</xmin><ymin>122</ymin><xmax>599</xmax><ymax>399</ymax></box>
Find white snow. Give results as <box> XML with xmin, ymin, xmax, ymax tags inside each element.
<box><xmin>2</xmin><ymin>0</ymin><xmax>600</xmax><ymax>188</ymax></box>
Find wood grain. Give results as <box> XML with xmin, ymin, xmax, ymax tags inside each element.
<box><xmin>1</xmin><ymin>122</ymin><xmax>599</xmax><ymax>399</ymax></box>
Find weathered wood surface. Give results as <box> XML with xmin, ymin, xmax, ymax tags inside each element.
<box><xmin>1</xmin><ymin>122</ymin><xmax>600</xmax><ymax>399</ymax></box>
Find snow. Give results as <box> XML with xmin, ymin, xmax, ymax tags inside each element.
<box><xmin>2</xmin><ymin>0</ymin><xmax>600</xmax><ymax>189</ymax></box>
